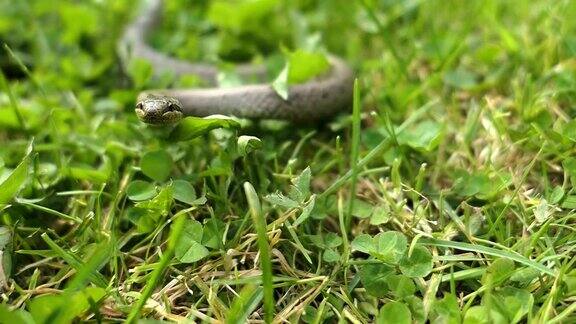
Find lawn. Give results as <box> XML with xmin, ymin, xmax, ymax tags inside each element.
<box><xmin>0</xmin><ymin>0</ymin><xmax>575</xmax><ymax>323</ymax></box>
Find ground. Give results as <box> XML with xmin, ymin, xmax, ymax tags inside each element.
<box><xmin>0</xmin><ymin>0</ymin><xmax>575</xmax><ymax>323</ymax></box>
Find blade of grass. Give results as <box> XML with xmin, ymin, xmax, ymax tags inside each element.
<box><xmin>226</xmin><ymin>284</ymin><xmax>264</xmax><ymax>323</ymax></box>
<box><xmin>312</xmin><ymin>298</ymin><xmax>329</xmax><ymax>324</ymax></box>
<box><xmin>0</xmin><ymin>70</ymin><xmax>27</xmax><ymax>132</ymax></box>
<box><xmin>346</xmin><ymin>79</ymin><xmax>362</xmax><ymax>228</ymax></box>
<box><xmin>0</xmin><ymin>153</ymin><xmax>31</xmax><ymax>207</ymax></box>
<box><xmin>547</xmin><ymin>298</ymin><xmax>576</xmax><ymax>324</ymax></box>
<box><xmin>244</xmin><ymin>182</ymin><xmax>274</xmax><ymax>323</ymax></box>
<box><xmin>420</xmin><ymin>238</ymin><xmax>556</xmax><ymax>276</ymax></box>
<box><xmin>41</xmin><ymin>233</ymin><xmax>108</xmax><ymax>288</ymax></box>
<box><xmin>125</xmin><ymin>210</ymin><xmax>188</xmax><ymax>324</ymax></box>
<box><xmin>66</xmin><ymin>240</ymin><xmax>113</xmax><ymax>291</ymax></box>
<box><xmin>3</xmin><ymin>43</ymin><xmax>47</xmax><ymax>99</ymax></box>
<box><xmin>18</xmin><ymin>200</ymin><xmax>82</xmax><ymax>223</ymax></box>
<box><xmin>319</xmin><ymin>99</ymin><xmax>437</xmax><ymax>199</ymax></box>
<box><xmin>487</xmin><ymin>147</ymin><xmax>543</xmax><ymax>237</ymax></box>
<box><xmin>338</xmin><ymin>194</ymin><xmax>350</xmax><ymax>275</ymax></box>
<box><xmin>440</xmin><ymin>268</ymin><xmax>486</xmax><ymax>282</ymax></box>
<box><xmin>284</xmin><ymin>220</ymin><xmax>313</xmax><ymax>264</ymax></box>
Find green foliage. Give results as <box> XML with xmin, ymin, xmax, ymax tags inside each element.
<box><xmin>126</xmin><ymin>180</ymin><xmax>156</xmax><ymax>201</ymax></box>
<box><xmin>244</xmin><ymin>181</ymin><xmax>274</xmax><ymax>322</ymax></box>
<box><xmin>127</xmin><ymin>185</ymin><xmax>174</xmax><ymax>233</ymax></box>
<box><xmin>237</xmin><ymin>135</ymin><xmax>262</xmax><ymax>157</ymax></box>
<box><xmin>272</xmin><ymin>50</ymin><xmax>330</xmax><ymax>99</ymax></box>
<box><xmin>28</xmin><ymin>287</ymin><xmax>106</xmax><ymax>323</ymax></box>
<box><xmin>376</xmin><ymin>301</ymin><xmax>412</xmax><ymax>324</ymax></box>
<box><xmin>353</xmin><ymin>233</ymin><xmax>432</xmax><ymax>298</ymax></box>
<box><xmin>0</xmin><ymin>152</ymin><xmax>30</xmax><ymax>207</ymax></box>
<box><xmin>396</xmin><ymin>120</ymin><xmax>444</xmax><ymax>152</ymax></box>
<box><xmin>140</xmin><ymin>150</ymin><xmax>173</xmax><ymax>182</ymax></box>
<box><xmin>359</xmin><ymin>263</ymin><xmax>395</xmax><ymax>298</ymax></box>
<box><xmin>264</xmin><ymin>167</ymin><xmax>317</xmax><ymax>226</ymax></box>
<box><xmin>430</xmin><ymin>294</ymin><xmax>461</xmax><ymax>324</ymax></box>
<box><xmin>482</xmin><ymin>258</ymin><xmax>515</xmax><ymax>284</ymax></box>
<box><xmin>0</xmin><ymin>304</ymin><xmax>34</xmax><ymax>324</ymax></box>
<box><xmin>399</xmin><ymin>246</ymin><xmax>433</xmax><ymax>278</ymax></box>
<box><xmin>386</xmin><ymin>274</ymin><xmax>415</xmax><ymax>299</ymax></box>
<box><xmin>351</xmin><ymin>231</ymin><xmax>412</xmax><ymax>265</ymax></box>
<box><xmin>452</xmin><ymin>170</ymin><xmax>511</xmax><ymax>200</ymax></box>
<box><xmin>168</xmin><ymin>116</ymin><xmax>241</xmax><ymax>142</ymax></box>
<box><xmin>172</xmin><ymin>179</ymin><xmax>198</xmax><ymax>204</ymax></box>
<box><xmin>443</xmin><ymin>68</ymin><xmax>479</xmax><ymax>90</ymax></box>
<box><xmin>286</xmin><ymin>50</ymin><xmax>330</xmax><ymax>84</ymax></box>
<box><xmin>0</xmin><ymin>226</ymin><xmax>12</xmax><ymax>287</ymax></box>
<box><xmin>174</xmin><ymin>219</ymin><xmax>209</xmax><ymax>263</ymax></box>
<box><xmin>226</xmin><ymin>285</ymin><xmax>264</xmax><ymax>324</ymax></box>
<box><xmin>0</xmin><ymin>0</ymin><xmax>574</xmax><ymax>322</ymax></box>
<box><xmin>127</xmin><ymin>58</ymin><xmax>154</xmax><ymax>89</ymax></box>
<box><xmin>207</xmin><ymin>0</ymin><xmax>278</xmax><ymax>32</ymax></box>
<box><xmin>463</xmin><ymin>306</ymin><xmax>507</xmax><ymax>324</ymax></box>
<box><xmin>372</xmin><ymin>232</ymin><xmax>408</xmax><ymax>264</ymax></box>
<box><xmin>487</xmin><ymin>287</ymin><xmax>534</xmax><ymax>323</ymax></box>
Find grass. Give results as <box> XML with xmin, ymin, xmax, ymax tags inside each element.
<box><xmin>0</xmin><ymin>0</ymin><xmax>575</xmax><ymax>323</ymax></box>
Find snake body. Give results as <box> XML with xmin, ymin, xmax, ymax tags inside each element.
<box><xmin>121</xmin><ymin>0</ymin><xmax>354</xmax><ymax>124</ymax></box>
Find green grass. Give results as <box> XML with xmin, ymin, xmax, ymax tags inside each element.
<box><xmin>1</xmin><ymin>0</ymin><xmax>576</xmax><ymax>323</ymax></box>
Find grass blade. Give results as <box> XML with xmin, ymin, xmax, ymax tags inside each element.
<box><xmin>0</xmin><ymin>70</ymin><xmax>26</xmax><ymax>131</ymax></box>
<box><xmin>319</xmin><ymin>99</ymin><xmax>436</xmax><ymax>199</ymax></box>
<box><xmin>0</xmin><ymin>153</ymin><xmax>30</xmax><ymax>207</ymax></box>
<box><xmin>244</xmin><ymin>182</ymin><xmax>274</xmax><ymax>323</ymax></box>
<box><xmin>346</xmin><ymin>79</ymin><xmax>362</xmax><ymax>228</ymax></box>
<box><xmin>226</xmin><ymin>285</ymin><xmax>264</xmax><ymax>323</ymax></box>
<box><xmin>66</xmin><ymin>240</ymin><xmax>113</xmax><ymax>291</ymax></box>
<box><xmin>3</xmin><ymin>44</ymin><xmax>46</xmax><ymax>98</ymax></box>
<box><xmin>125</xmin><ymin>211</ymin><xmax>188</xmax><ymax>324</ymax></box>
<box><xmin>41</xmin><ymin>233</ymin><xmax>108</xmax><ymax>288</ymax></box>
<box><xmin>420</xmin><ymin>238</ymin><xmax>556</xmax><ymax>277</ymax></box>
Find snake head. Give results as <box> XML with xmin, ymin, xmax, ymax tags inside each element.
<box><xmin>135</xmin><ymin>94</ymin><xmax>184</xmax><ymax>125</ymax></box>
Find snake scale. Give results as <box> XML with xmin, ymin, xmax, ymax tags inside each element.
<box><xmin>121</xmin><ymin>0</ymin><xmax>354</xmax><ymax>124</ymax></box>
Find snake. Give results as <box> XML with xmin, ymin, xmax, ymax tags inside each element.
<box><xmin>120</xmin><ymin>0</ymin><xmax>354</xmax><ymax>125</ymax></box>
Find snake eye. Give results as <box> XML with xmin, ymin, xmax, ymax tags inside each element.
<box><xmin>136</xmin><ymin>102</ymin><xmax>143</xmax><ymax>110</ymax></box>
<box><xmin>167</xmin><ymin>103</ymin><xmax>178</xmax><ymax>111</ymax></box>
